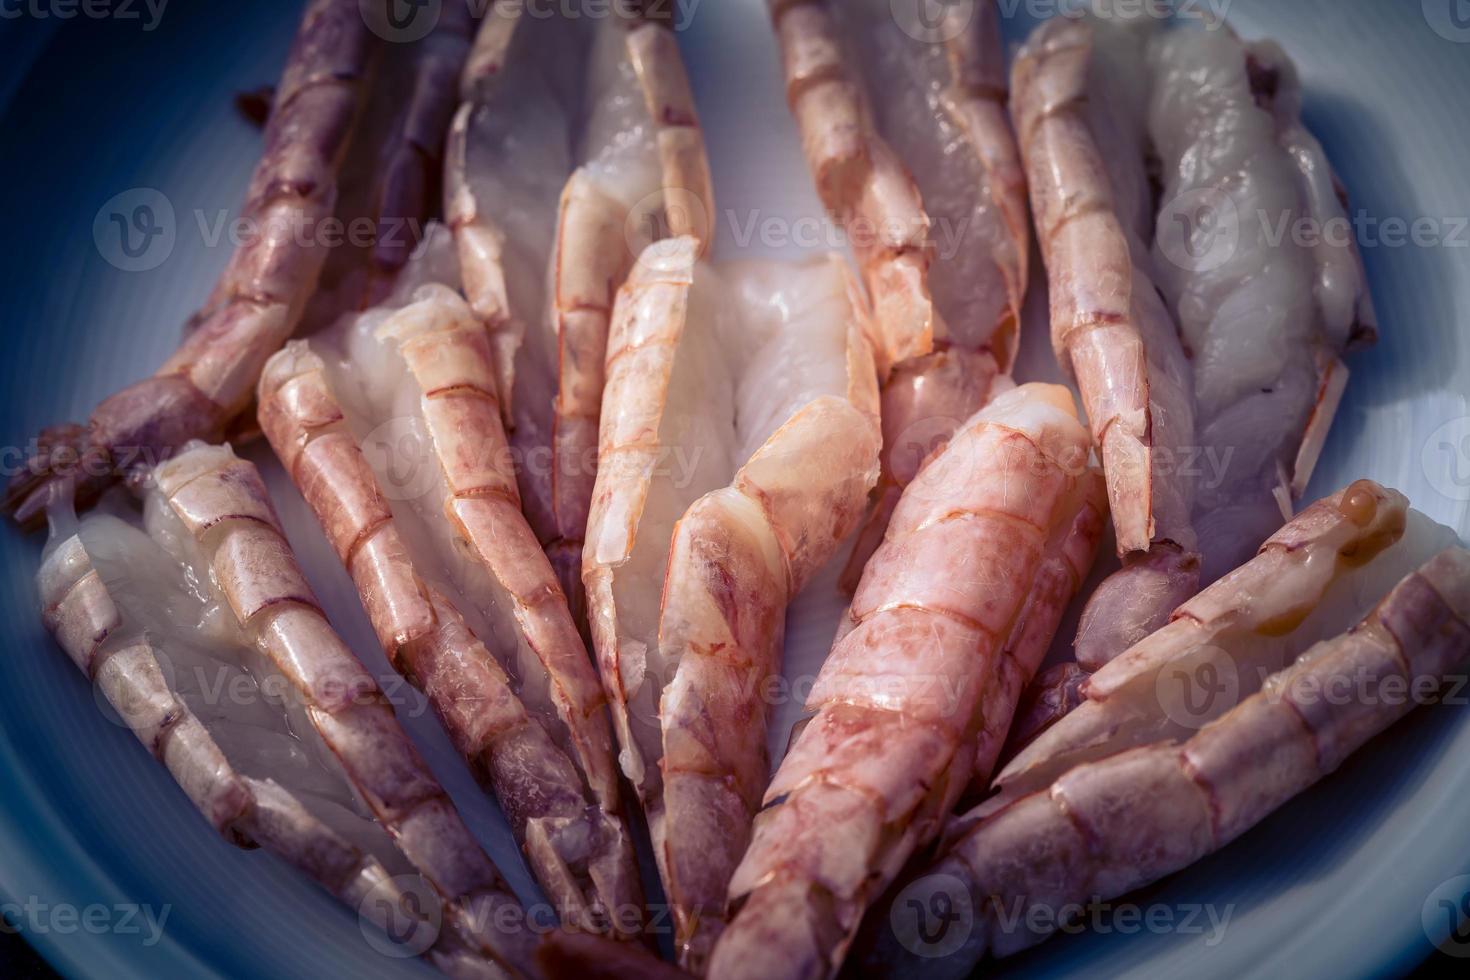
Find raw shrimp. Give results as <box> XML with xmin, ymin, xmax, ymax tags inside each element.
<box><xmin>446</xmin><ymin>2</ymin><xmax>712</xmax><ymax>618</ymax></box>
<box><xmin>706</xmin><ymin>383</ymin><xmax>1104</xmax><ymax>980</ymax></box>
<box><xmin>5</xmin><ymin>0</ymin><xmax>475</xmax><ymax>526</ymax></box>
<box><xmin>1012</xmin><ymin>13</ymin><xmax>1201</xmax><ymax>668</ymax></box>
<box><xmin>38</xmin><ymin>443</ymin><xmax>534</xmax><ymax>978</ymax></box>
<box><xmin>1021</xmin><ymin>14</ymin><xmax>1379</xmax><ymax>674</ymax></box>
<box><xmin>1149</xmin><ymin>26</ymin><xmax>1377</xmax><ymax>584</ymax></box>
<box><xmin>258</xmin><ymin>232</ymin><xmax>640</xmax><ymax>938</ymax></box>
<box><xmin>768</xmin><ymin>0</ymin><xmax>1029</xmax><ymax>588</ymax></box>
<box><xmin>583</xmin><ymin>237</ymin><xmax>882</xmax><ymax>970</ymax></box>
<box><xmin>984</xmin><ymin>480</ymin><xmax>1462</xmax><ymax>820</ymax></box>
<box><xmin>866</xmin><ymin>544</ymin><xmax>1469</xmax><ymax>977</ymax></box>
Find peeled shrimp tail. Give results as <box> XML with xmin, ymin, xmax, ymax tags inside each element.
<box><xmin>708</xmin><ymin>384</ymin><xmax>1095</xmax><ymax>980</ymax></box>
<box><xmin>768</xmin><ymin>0</ymin><xmax>933</xmax><ymax>373</ymax></box>
<box><xmin>880</xmin><ymin>547</ymin><xmax>1470</xmax><ymax>977</ymax></box>
<box><xmin>5</xmin><ymin>0</ymin><xmax>372</xmax><ymax>525</ymax></box>
<box><xmin>1147</xmin><ymin>30</ymin><xmax>1375</xmax><ymax>584</ymax></box>
<box><xmin>151</xmin><ymin>445</ymin><xmax>532</xmax><ymax>971</ymax></box>
<box><xmin>259</xmin><ymin>312</ymin><xmax>641</xmax><ymax>937</ymax></box>
<box><xmin>936</xmin><ymin>0</ymin><xmax>1030</xmax><ymax>366</ymax></box>
<box><xmin>987</xmin><ymin>479</ymin><xmax>1410</xmax><ymax>816</ymax></box>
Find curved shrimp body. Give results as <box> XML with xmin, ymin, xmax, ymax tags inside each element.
<box><xmin>1012</xmin><ymin>15</ymin><xmax>1201</xmax><ymax>669</ymax></box>
<box><xmin>982</xmin><ymin>480</ymin><xmax>1465</xmax><ymax>820</ymax></box>
<box><xmin>770</xmin><ymin>1</ymin><xmax>1031</xmax><ymax>588</ymax></box>
<box><xmin>38</xmin><ymin>443</ymin><xmax>533</xmax><ymax>978</ymax></box>
<box><xmin>584</xmin><ymin>237</ymin><xmax>881</xmax><ymax>970</ymax></box>
<box><xmin>706</xmin><ymin>384</ymin><xmax>1101</xmax><ymax>980</ymax></box>
<box><xmin>258</xmin><ymin>241</ymin><xmax>640</xmax><ymax>938</ymax></box>
<box><xmin>446</xmin><ymin>3</ymin><xmax>712</xmax><ymax>622</ymax></box>
<box><xmin>1149</xmin><ymin>27</ymin><xmax>1376</xmax><ymax>584</ymax></box>
<box><xmin>868</xmin><ymin>546</ymin><xmax>1469</xmax><ymax>977</ymax></box>
<box><xmin>6</xmin><ymin>0</ymin><xmax>474</xmax><ymax>527</ymax></box>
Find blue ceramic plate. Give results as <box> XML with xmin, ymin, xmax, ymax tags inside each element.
<box><xmin>2</xmin><ymin>2</ymin><xmax>1468</xmax><ymax>978</ymax></box>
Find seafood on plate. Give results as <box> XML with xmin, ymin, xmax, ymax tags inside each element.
<box><xmin>258</xmin><ymin>229</ymin><xmax>641</xmax><ymax>938</ymax></box>
<box><xmin>768</xmin><ymin>0</ymin><xmax>1029</xmax><ymax>589</ymax></box>
<box><xmin>583</xmin><ymin>236</ymin><xmax>882</xmax><ymax>970</ymax></box>
<box><xmin>706</xmin><ymin>383</ymin><xmax>1107</xmax><ymax>980</ymax></box>
<box><xmin>5</xmin><ymin>0</ymin><xmax>477</xmax><ymax>526</ymax></box>
<box><xmin>1014</xmin><ymin>11</ymin><xmax>1377</xmax><ymax>674</ymax></box>
<box><xmin>446</xmin><ymin>1</ymin><xmax>712</xmax><ymax>618</ymax></box>
<box><xmin>37</xmin><ymin>443</ymin><xmax>534</xmax><ymax>978</ymax></box>
<box><xmin>866</xmin><ymin>536</ymin><xmax>1469</xmax><ymax>977</ymax></box>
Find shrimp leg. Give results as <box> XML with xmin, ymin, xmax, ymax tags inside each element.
<box><xmin>706</xmin><ymin>383</ymin><xmax>1099</xmax><ymax>980</ymax></box>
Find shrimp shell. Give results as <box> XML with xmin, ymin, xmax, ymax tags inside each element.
<box><xmin>707</xmin><ymin>383</ymin><xmax>1100</xmax><ymax>980</ymax></box>
<box><xmin>258</xmin><ymin>287</ymin><xmax>641</xmax><ymax>938</ymax></box>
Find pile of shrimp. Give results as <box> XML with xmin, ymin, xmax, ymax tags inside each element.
<box><xmin>8</xmin><ymin>2</ymin><xmax>1465</xmax><ymax>979</ymax></box>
